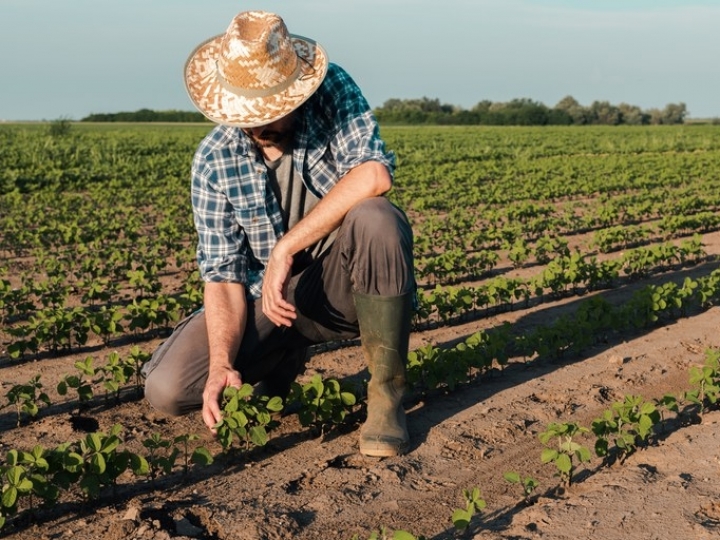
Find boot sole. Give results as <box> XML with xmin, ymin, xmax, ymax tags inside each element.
<box><xmin>359</xmin><ymin>440</ymin><xmax>409</xmax><ymax>458</ymax></box>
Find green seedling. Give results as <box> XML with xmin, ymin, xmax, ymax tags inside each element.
<box><xmin>686</xmin><ymin>348</ymin><xmax>720</xmax><ymax>415</ymax></box>
<box><xmin>142</xmin><ymin>433</ymin><xmax>179</xmax><ymax>483</ymax></box>
<box><xmin>57</xmin><ymin>356</ymin><xmax>96</xmax><ymax>408</ymax></box>
<box><xmin>539</xmin><ymin>422</ymin><xmax>591</xmax><ymax>487</ymax></box>
<box><xmin>592</xmin><ymin>395</ymin><xmax>660</xmax><ymax>464</ymax></box>
<box><xmin>5</xmin><ymin>446</ymin><xmax>59</xmax><ymax>513</ymax></box>
<box><xmin>451</xmin><ymin>487</ymin><xmax>486</xmax><ymax>533</ymax></box>
<box><xmin>655</xmin><ymin>393</ymin><xmax>679</xmax><ymax>431</ymax></box>
<box><xmin>287</xmin><ymin>374</ymin><xmax>357</xmax><ymax>436</ymax></box>
<box><xmin>98</xmin><ymin>351</ymin><xmax>135</xmax><ymax>404</ymax></box>
<box><xmin>128</xmin><ymin>345</ymin><xmax>151</xmax><ymax>392</ymax></box>
<box><xmin>62</xmin><ymin>424</ymin><xmax>148</xmax><ymax>499</ymax></box>
<box><xmin>5</xmin><ymin>375</ymin><xmax>51</xmax><ymax>426</ymax></box>
<box><xmin>173</xmin><ymin>434</ymin><xmax>213</xmax><ymax>474</ymax></box>
<box><xmin>406</xmin><ymin>343</ymin><xmax>443</xmax><ymax>392</ymax></box>
<box><xmin>1</xmin><ymin>463</ymin><xmax>33</xmax><ymax>520</ymax></box>
<box><xmin>503</xmin><ymin>471</ymin><xmax>539</xmax><ymax>503</ymax></box>
<box><xmin>214</xmin><ymin>384</ymin><xmax>283</xmax><ymax>451</ymax></box>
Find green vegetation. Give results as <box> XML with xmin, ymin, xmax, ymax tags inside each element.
<box><xmin>81</xmin><ymin>108</ymin><xmax>209</xmax><ymax>123</ymax></box>
<box><xmin>503</xmin><ymin>471</ymin><xmax>540</xmax><ymax>503</ymax></box>
<box><xmin>374</xmin><ymin>96</ymin><xmax>688</xmax><ymax>125</ymax></box>
<box><xmin>74</xmin><ymin>98</ymin><xmax>694</xmax><ymax>126</ymax></box>
<box><xmin>539</xmin><ymin>422</ymin><xmax>592</xmax><ymax>487</ymax></box>
<box><xmin>2</xmin><ymin>123</ymin><xmax>720</xmax><ymax>535</ymax></box>
<box><xmin>288</xmin><ymin>374</ymin><xmax>358</xmax><ymax>435</ymax></box>
<box><xmin>451</xmin><ymin>487</ymin><xmax>487</xmax><ymax>532</ymax></box>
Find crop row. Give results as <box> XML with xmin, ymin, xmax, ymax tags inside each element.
<box><xmin>0</xmin><ymin>233</ymin><xmax>703</xmax><ymax>362</ymax></box>
<box><xmin>3</xmin><ymin>267</ymin><xmax>720</xmax><ymax>534</ymax></box>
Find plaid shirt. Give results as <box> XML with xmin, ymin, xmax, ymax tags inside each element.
<box><xmin>191</xmin><ymin>63</ymin><xmax>396</xmax><ymax>299</ymax></box>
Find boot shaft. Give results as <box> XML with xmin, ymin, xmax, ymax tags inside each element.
<box><xmin>354</xmin><ymin>291</ymin><xmax>413</xmax><ymax>376</ymax></box>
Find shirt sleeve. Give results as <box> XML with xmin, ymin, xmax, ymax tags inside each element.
<box><xmin>316</xmin><ymin>64</ymin><xmax>396</xmax><ymax>181</ymax></box>
<box><xmin>191</xmin><ymin>144</ymin><xmax>249</xmax><ymax>284</ymax></box>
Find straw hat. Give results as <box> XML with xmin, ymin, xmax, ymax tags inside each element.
<box><xmin>184</xmin><ymin>11</ymin><xmax>328</xmax><ymax>128</ymax></box>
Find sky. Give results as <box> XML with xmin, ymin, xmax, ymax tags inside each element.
<box><xmin>1</xmin><ymin>0</ymin><xmax>719</xmax><ymax>121</ymax></box>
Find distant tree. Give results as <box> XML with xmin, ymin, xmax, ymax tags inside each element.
<box><xmin>661</xmin><ymin>103</ymin><xmax>687</xmax><ymax>124</ymax></box>
<box><xmin>554</xmin><ymin>96</ymin><xmax>588</xmax><ymax>125</ymax></box>
<box><xmin>588</xmin><ymin>101</ymin><xmax>621</xmax><ymax>125</ymax></box>
<box><xmin>373</xmin><ymin>96</ymin><xmax>687</xmax><ymax>126</ymax></box>
<box><xmin>378</xmin><ymin>98</ymin><xmax>405</xmax><ymax>112</ymax></box>
<box><xmin>618</xmin><ymin>103</ymin><xmax>648</xmax><ymax>125</ymax></box>
<box><xmin>547</xmin><ymin>109</ymin><xmax>573</xmax><ymax>125</ymax></box>
<box><xmin>507</xmin><ymin>98</ymin><xmax>550</xmax><ymax>125</ymax></box>
<box><xmin>374</xmin><ymin>97</ymin><xmax>458</xmax><ymax>124</ymax></box>
<box><xmin>647</xmin><ymin>108</ymin><xmax>664</xmax><ymax>125</ymax></box>
<box><xmin>471</xmin><ymin>100</ymin><xmax>493</xmax><ymax>114</ymax></box>
<box><xmin>451</xmin><ymin>110</ymin><xmax>482</xmax><ymax>124</ymax></box>
<box><xmin>81</xmin><ymin>109</ymin><xmax>208</xmax><ymax>123</ymax></box>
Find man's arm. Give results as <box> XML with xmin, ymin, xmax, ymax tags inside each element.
<box><xmin>201</xmin><ymin>281</ymin><xmax>247</xmax><ymax>431</ymax></box>
<box><xmin>261</xmin><ymin>160</ymin><xmax>392</xmax><ymax>327</ymax></box>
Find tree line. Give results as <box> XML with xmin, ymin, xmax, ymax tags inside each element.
<box><xmin>79</xmin><ymin>97</ymin><xmax>691</xmax><ymax>126</ymax></box>
<box><xmin>81</xmin><ymin>108</ymin><xmax>209</xmax><ymax>123</ymax></box>
<box><xmin>373</xmin><ymin>97</ymin><xmax>689</xmax><ymax>126</ymax></box>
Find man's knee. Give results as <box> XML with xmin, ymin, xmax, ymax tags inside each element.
<box><xmin>345</xmin><ymin>197</ymin><xmax>412</xmax><ymax>243</ymax></box>
<box><xmin>144</xmin><ymin>371</ymin><xmax>187</xmax><ymax>417</ymax></box>
<box><xmin>341</xmin><ymin>197</ymin><xmax>415</xmax><ymax>296</ymax></box>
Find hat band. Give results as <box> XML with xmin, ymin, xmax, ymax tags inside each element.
<box><xmin>216</xmin><ymin>59</ymin><xmax>303</xmax><ymax>99</ymax></box>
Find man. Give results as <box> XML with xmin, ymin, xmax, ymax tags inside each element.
<box><xmin>143</xmin><ymin>10</ymin><xmax>415</xmax><ymax>457</ymax></box>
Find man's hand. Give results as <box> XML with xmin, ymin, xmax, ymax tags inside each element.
<box><xmin>202</xmin><ymin>364</ymin><xmax>242</xmax><ymax>433</ymax></box>
<box><xmin>262</xmin><ymin>244</ymin><xmax>296</xmax><ymax>327</ymax></box>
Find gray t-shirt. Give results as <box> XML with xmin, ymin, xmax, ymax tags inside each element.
<box><xmin>265</xmin><ymin>150</ymin><xmax>337</xmax><ymax>271</ymax></box>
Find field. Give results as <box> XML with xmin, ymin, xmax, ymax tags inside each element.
<box><xmin>2</xmin><ymin>123</ymin><xmax>720</xmax><ymax>539</ymax></box>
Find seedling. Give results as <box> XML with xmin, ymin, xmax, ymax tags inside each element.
<box><xmin>97</xmin><ymin>351</ymin><xmax>135</xmax><ymax>404</ymax></box>
<box><xmin>539</xmin><ymin>422</ymin><xmax>592</xmax><ymax>487</ymax></box>
<box><xmin>287</xmin><ymin>375</ymin><xmax>357</xmax><ymax>436</ymax></box>
<box><xmin>128</xmin><ymin>345</ymin><xmax>152</xmax><ymax>393</ymax></box>
<box><xmin>57</xmin><ymin>356</ymin><xmax>96</xmax><ymax>408</ymax></box>
<box><xmin>655</xmin><ymin>393</ymin><xmax>679</xmax><ymax>431</ymax></box>
<box><xmin>5</xmin><ymin>446</ymin><xmax>59</xmax><ymax>513</ymax></box>
<box><xmin>142</xmin><ymin>433</ymin><xmax>179</xmax><ymax>483</ymax></box>
<box><xmin>5</xmin><ymin>375</ymin><xmax>51</xmax><ymax>426</ymax></box>
<box><xmin>61</xmin><ymin>424</ymin><xmax>148</xmax><ymax>499</ymax></box>
<box><xmin>592</xmin><ymin>395</ymin><xmax>660</xmax><ymax>464</ymax></box>
<box><xmin>0</xmin><ymin>463</ymin><xmax>33</xmax><ymax>519</ymax></box>
<box><xmin>503</xmin><ymin>471</ymin><xmax>539</xmax><ymax>503</ymax></box>
<box><xmin>173</xmin><ymin>434</ymin><xmax>213</xmax><ymax>474</ymax></box>
<box><xmin>451</xmin><ymin>487</ymin><xmax>486</xmax><ymax>533</ymax></box>
<box><xmin>214</xmin><ymin>384</ymin><xmax>283</xmax><ymax>451</ymax></box>
<box><xmin>686</xmin><ymin>348</ymin><xmax>720</xmax><ymax>415</ymax></box>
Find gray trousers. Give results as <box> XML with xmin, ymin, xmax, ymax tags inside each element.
<box><xmin>143</xmin><ymin>197</ymin><xmax>414</xmax><ymax>416</ymax></box>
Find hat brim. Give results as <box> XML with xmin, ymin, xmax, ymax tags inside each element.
<box><xmin>184</xmin><ymin>33</ymin><xmax>328</xmax><ymax>128</ymax></box>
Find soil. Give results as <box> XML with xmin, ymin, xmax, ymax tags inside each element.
<box><xmin>3</xmin><ymin>232</ymin><xmax>720</xmax><ymax>540</ymax></box>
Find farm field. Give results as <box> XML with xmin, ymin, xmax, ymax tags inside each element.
<box><xmin>2</xmin><ymin>123</ymin><xmax>720</xmax><ymax>539</ymax></box>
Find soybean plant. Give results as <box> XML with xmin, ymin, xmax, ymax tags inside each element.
<box><xmin>539</xmin><ymin>422</ymin><xmax>592</xmax><ymax>488</ymax></box>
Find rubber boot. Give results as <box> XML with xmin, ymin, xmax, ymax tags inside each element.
<box><xmin>354</xmin><ymin>291</ymin><xmax>413</xmax><ymax>457</ymax></box>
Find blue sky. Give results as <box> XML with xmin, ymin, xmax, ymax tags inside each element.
<box><xmin>1</xmin><ymin>0</ymin><xmax>719</xmax><ymax>120</ymax></box>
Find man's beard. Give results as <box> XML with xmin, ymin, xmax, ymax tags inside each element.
<box><xmin>246</xmin><ymin>129</ymin><xmax>292</xmax><ymax>148</ymax></box>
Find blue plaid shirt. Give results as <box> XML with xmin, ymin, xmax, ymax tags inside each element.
<box><xmin>191</xmin><ymin>63</ymin><xmax>396</xmax><ymax>299</ymax></box>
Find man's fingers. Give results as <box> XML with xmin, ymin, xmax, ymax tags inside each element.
<box><xmin>265</xmin><ymin>302</ymin><xmax>296</xmax><ymax>327</ymax></box>
<box><xmin>262</xmin><ymin>290</ymin><xmax>296</xmax><ymax>327</ymax></box>
<box><xmin>202</xmin><ymin>401</ymin><xmax>221</xmax><ymax>433</ymax></box>
<box><xmin>202</xmin><ymin>372</ymin><xmax>237</xmax><ymax>432</ymax></box>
